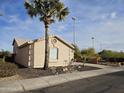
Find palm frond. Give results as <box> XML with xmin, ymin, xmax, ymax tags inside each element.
<box><xmin>56</xmin><ymin>7</ymin><xmax>69</xmax><ymax>21</ymax></box>
<box><xmin>24</xmin><ymin>2</ymin><xmax>37</xmax><ymax>17</ymax></box>
<box><xmin>24</xmin><ymin>0</ymin><xmax>69</xmax><ymax>23</ymax></box>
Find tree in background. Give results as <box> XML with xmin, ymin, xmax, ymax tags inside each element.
<box><xmin>81</xmin><ymin>48</ymin><xmax>96</xmax><ymax>57</ymax></box>
<box><xmin>99</xmin><ymin>50</ymin><xmax>124</xmax><ymax>62</ymax></box>
<box><xmin>81</xmin><ymin>48</ymin><xmax>100</xmax><ymax>64</ymax></box>
<box><xmin>72</xmin><ymin>45</ymin><xmax>100</xmax><ymax>64</ymax></box>
<box><xmin>24</xmin><ymin>0</ymin><xmax>69</xmax><ymax>69</ymax></box>
<box><xmin>1</xmin><ymin>49</ymin><xmax>10</xmax><ymax>62</ymax></box>
<box><xmin>72</xmin><ymin>44</ymin><xmax>82</xmax><ymax>61</ymax></box>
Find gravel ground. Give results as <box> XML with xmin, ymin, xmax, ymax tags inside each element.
<box><xmin>17</xmin><ymin>65</ymin><xmax>100</xmax><ymax>79</ymax></box>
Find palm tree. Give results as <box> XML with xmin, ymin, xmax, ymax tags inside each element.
<box><xmin>24</xmin><ymin>0</ymin><xmax>69</xmax><ymax>70</ymax></box>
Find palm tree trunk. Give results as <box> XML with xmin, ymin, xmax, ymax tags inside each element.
<box><xmin>44</xmin><ymin>24</ymin><xmax>49</xmax><ymax>70</ymax></box>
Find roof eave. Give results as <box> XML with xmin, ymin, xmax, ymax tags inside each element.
<box><xmin>19</xmin><ymin>41</ymin><xmax>33</xmax><ymax>48</ymax></box>
<box><xmin>54</xmin><ymin>36</ymin><xmax>75</xmax><ymax>50</ymax></box>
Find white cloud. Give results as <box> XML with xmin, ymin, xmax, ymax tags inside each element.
<box><xmin>106</xmin><ymin>21</ymin><xmax>113</xmax><ymax>26</ymax></box>
<box><xmin>8</xmin><ymin>15</ymin><xmax>19</xmax><ymax>23</ymax></box>
<box><xmin>0</xmin><ymin>15</ymin><xmax>44</xmax><ymax>50</ymax></box>
<box><xmin>75</xmin><ymin>16</ymin><xmax>124</xmax><ymax>51</ymax></box>
<box><xmin>101</xmin><ymin>14</ymin><xmax>108</xmax><ymax>20</ymax></box>
<box><xmin>110</xmin><ymin>12</ymin><xmax>117</xmax><ymax>19</ymax></box>
<box><xmin>0</xmin><ymin>14</ymin><xmax>71</xmax><ymax>51</ymax></box>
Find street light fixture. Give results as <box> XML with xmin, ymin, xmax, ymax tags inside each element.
<box><xmin>91</xmin><ymin>37</ymin><xmax>95</xmax><ymax>49</ymax></box>
<box><xmin>72</xmin><ymin>17</ymin><xmax>76</xmax><ymax>45</ymax></box>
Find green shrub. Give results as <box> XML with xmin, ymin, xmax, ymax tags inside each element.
<box><xmin>0</xmin><ymin>62</ymin><xmax>18</xmax><ymax>77</ymax></box>
<box><xmin>99</xmin><ymin>50</ymin><xmax>124</xmax><ymax>62</ymax></box>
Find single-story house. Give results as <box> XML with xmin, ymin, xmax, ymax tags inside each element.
<box><xmin>12</xmin><ymin>35</ymin><xmax>74</xmax><ymax>68</ymax></box>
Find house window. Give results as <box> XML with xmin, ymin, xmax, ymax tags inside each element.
<box><xmin>50</xmin><ymin>48</ymin><xmax>58</xmax><ymax>60</ymax></box>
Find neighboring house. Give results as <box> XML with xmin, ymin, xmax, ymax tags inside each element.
<box><xmin>12</xmin><ymin>36</ymin><xmax>74</xmax><ymax>68</ymax></box>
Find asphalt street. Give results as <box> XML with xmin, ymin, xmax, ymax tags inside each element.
<box><xmin>21</xmin><ymin>71</ymin><xmax>124</xmax><ymax>93</ymax></box>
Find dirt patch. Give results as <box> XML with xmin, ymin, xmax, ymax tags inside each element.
<box><xmin>17</xmin><ymin>68</ymin><xmax>54</xmax><ymax>79</ymax></box>
<box><xmin>17</xmin><ymin>65</ymin><xmax>100</xmax><ymax>79</ymax></box>
<box><xmin>0</xmin><ymin>65</ymin><xmax>100</xmax><ymax>81</ymax></box>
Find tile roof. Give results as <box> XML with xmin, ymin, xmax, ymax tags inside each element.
<box><xmin>13</xmin><ymin>38</ymin><xmax>30</xmax><ymax>46</ymax></box>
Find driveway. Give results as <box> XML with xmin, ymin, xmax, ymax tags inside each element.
<box><xmin>21</xmin><ymin>71</ymin><xmax>124</xmax><ymax>93</ymax></box>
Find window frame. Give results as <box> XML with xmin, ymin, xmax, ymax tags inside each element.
<box><xmin>49</xmin><ymin>47</ymin><xmax>58</xmax><ymax>61</ymax></box>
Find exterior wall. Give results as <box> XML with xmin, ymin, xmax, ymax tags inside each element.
<box><xmin>33</xmin><ymin>37</ymin><xmax>74</xmax><ymax>68</ymax></box>
<box><xmin>13</xmin><ymin>42</ymin><xmax>18</xmax><ymax>55</ymax></box>
<box><xmin>48</xmin><ymin>37</ymin><xmax>74</xmax><ymax>67</ymax></box>
<box><xmin>33</xmin><ymin>40</ymin><xmax>45</xmax><ymax>68</ymax></box>
<box><xmin>13</xmin><ymin>36</ymin><xmax>74</xmax><ymax>68</ymax></box>
<box><xmin>28</xmin><ymin>44</ymin><xmax>34</xmax><ymax>68</ymax></box>
<box><xmin>14</xmin><ymin>42</ymin><xmax>34</xmax><ymax>68</ymax></box>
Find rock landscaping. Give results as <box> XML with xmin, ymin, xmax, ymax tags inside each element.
<box><xmin>0</xmin><ymin>60</ymin><xmax>100</xmax><ymax>81</ymax></box>
<box><xmin>0</xmin><ymin>62</ymin><xmax>17</xmax><ymax>78</ymax></box>
<box><xmin>17</xmin><ymin>65</ymin><xmax>100</xmax><ymax>79</ymax></box>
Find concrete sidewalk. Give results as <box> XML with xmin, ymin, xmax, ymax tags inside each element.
<box><xmin>72</xmin><ymin>62</ymin><xmax>111</xmax><ymax>68</ymax></box>
<box><xmin>0</xmin><ymin>66</ymin><xmax>124</xmax><ymax>93</ymax></box>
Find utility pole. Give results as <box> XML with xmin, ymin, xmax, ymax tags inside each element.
<box><xmin>72</xmin><ymin>17</ymin><xmax>76</xmax><ymax>45</ymax></box>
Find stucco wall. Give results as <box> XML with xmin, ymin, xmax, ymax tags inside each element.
<box><xmin>33</xmin><ymin>40</ymin><xmax>45</xmax><ymax>68</ymax></box>
<box><xmin>48</xmin><ymin>37</ymin><xmax>74</xmax><ymax>67</ymax></box>
<box><xmin>14</xmin><ymin>36</ymin><xmax>74</xmax><ymax>68</ymax></box>
<box><xmin>14</xmin><ymin>42</ymin><xmax>34</xmax><ymax>68</ymax></box>
<box><xmin>33</xmin><ymin>37</ymin><xmax>74</xmax><ymax>68</ymax></box>
<box><xmin>29</xmin><ymin>44</ymin><xmax>34</xmax><ymax>68</ymax></box>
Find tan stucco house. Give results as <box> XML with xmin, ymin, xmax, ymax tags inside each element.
<box><xmin>12</xmin><ymin>36</ymin><xmax>74</xmax><ymax>68</ymax></box>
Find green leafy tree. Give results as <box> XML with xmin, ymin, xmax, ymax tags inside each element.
<box><xmin>24</xmin><ymin>0</ymin><xmax>69</xmax><ymax>69</ymax></box>
<box><xmin>81</xmin><ymin>48</ymin><xmax>96</xmax><ymax>58</ymax></box>
<box><xmin>1</xmin><ymin>49</ymin><xmax>10</xmax><ymax>62</ymax></box>
<box><xmin>72</xmin><ymin>44</ymin><xmax>82</xmax><ymax>61</ymax></box>
<box><xmin>81</xmin><ymin>48</ymin><xmax>100</xmax><ymax>63</ymax></box>
<box><xmin>99</xmin><ymin>50</ymin><xmax>124</xmax><ymax>62</ymax></box>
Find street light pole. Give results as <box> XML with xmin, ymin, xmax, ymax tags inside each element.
<box><xmin>100</xmin><ymin>43</ymin><xmax>102</xmax><ymax>51</ymax></box>
<box><xmin>92</xmin><ymin>37</ymin><xmax>95</xmax><ymax>49</ymax></box>
<box><xmin>72</xmin><ymin>17</ymin><xmax>76</xmax><ymax>45</ymax></box>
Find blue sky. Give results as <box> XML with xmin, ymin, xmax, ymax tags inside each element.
<box><xmin>0</xmin><ymin>0</ymin><xmax>124</xmax><ymax>52</ymax></box>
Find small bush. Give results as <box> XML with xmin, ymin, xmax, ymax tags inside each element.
<box><xmin>0</xmin><ymin>62</ymin><xmax>18</xmax><ymax>77</ymax></box>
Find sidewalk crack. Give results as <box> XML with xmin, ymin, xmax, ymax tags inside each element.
<box><xmin>17</xmin><ymin>80</ymin><xmax>26</xmax><ymax>92</ymax></box>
